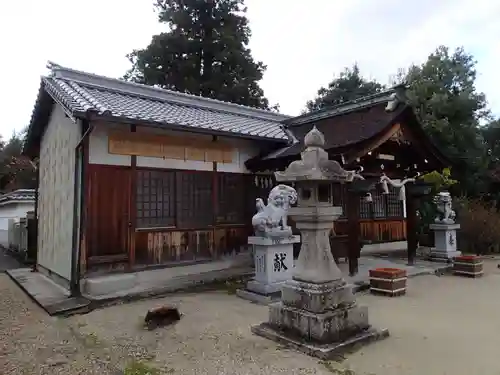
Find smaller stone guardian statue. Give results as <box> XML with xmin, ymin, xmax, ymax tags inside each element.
<box><xmin>251</xmin><ymin>184</ymin><xmax>298</xmax><ymax>238</ymax></box>
<box><xmin>433</xmin><ymin>191</ymin><xmax>456</xmax><ymax>224</ymax></box>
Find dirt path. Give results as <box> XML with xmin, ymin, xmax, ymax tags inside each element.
<box><xmin>68</xmin><ymin>259</ymin><xmax>500</xmax><ymax>375</ymax></box>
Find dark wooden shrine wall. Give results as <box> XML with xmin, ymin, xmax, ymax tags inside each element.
<box><xmin>331</xmin><ymin>183</ymin><xmax>407</xmax><ymax>243</ymax></box>
<box><xmin>331</xmin><ymin>183</ymin><xmax>404</xmax><ymax>220</ymax></box>
<box><xmin>334</xmin><ymin>220</ymin><xmax>407</xmax><ymax>243</ymax></box>
<box><xmin>82</xmin><ymin>164</ymin><xmax>274</xmax><ymax>273</ymax></box>
<box><xmin>82</xmin><ymin>165</ymin><xmax>132</xmax><ymax>273</ymax></box>
<box><xmin>81</xmin><ymin>164</ymin><xmax>406</xmax><ymax>274</ymax></box>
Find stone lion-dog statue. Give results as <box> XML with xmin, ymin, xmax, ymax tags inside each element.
<box><xmin>252</xmin><ymin>184</ymin><xmax>298</xmax><ymax>238</ymax></box>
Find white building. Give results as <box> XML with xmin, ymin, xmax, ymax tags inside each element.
<box><xmin>0</xmin><ymin>189</ymin><xmax>35</xmax><ymax>247</ymax></box>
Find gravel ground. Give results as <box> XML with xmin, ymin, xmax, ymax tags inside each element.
<box><xmin>3</xmin><ymin>260</ymin><xmax>500</xmax><ymax>374</ymax></box>
<box><xmin>69</xmin><ymin>259</ymin><xmax>500</xmax><ymax>375</ymax></box>
<box><xmin>0</xmin><ymin>273</ymin><xmax>121</xmax><ymax>375</ymax></box>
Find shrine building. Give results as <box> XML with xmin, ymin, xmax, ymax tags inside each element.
<box><xmin>23</xmin><ymin>62</ymin><xmax>448</xmax><ymax>295</ymax></box>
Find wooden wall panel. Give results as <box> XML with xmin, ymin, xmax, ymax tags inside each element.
<box><xmin>108</xmin><ymin>130</ymin><xmax>233</xmax><ymax>163</ymax></box>
<box><xmin>85</xmin><ymin>164</ymin><xmax>131</xmax><ymax>261</ymax></box>
<box><xmin>214</xmin><ymin>226</ymin><xmax>250</xmax><ymax>257</ymax></box>
<box><xmin>134</xmin><ymin>226</ymin><xmax>249</xmax><ymax>266</ymax></box>
<box><xmin>334</xmin><ymin>219</ymin><xmax>407</xmax><ymax>243</ymax></box>
<box><xmin>135</xmin><ymin>227</ymin><xmax>251</xmax><ymax>266</ymax></box>
<box><xmin>135</xmin><ymin>230</ymin><xmax>213</xmax><ymax>265</ymax></box>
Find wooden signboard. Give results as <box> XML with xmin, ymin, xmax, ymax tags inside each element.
<box><xmin>108</xmin><ymin>130</ymin><xmax>233</xmax><ymax>163</ymax></box>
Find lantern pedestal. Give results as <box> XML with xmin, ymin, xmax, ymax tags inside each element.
<box><xmin>252</xmin><ymin>205</ymin><xmax>389</xmax><ymax>358</ymax></box>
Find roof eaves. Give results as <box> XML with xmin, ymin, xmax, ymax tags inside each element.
<box><xmin>0</xmin><ymin>189</ymin><xmax>36</xmax><ymax>204</ymax></box>
<box><xmin>260</xmin><ymin>104</ymin><xmax>408</xmax><ymax>162</ymax></box>
<box><xmin>23</xmin><ymin>78</ymin><xmax>87</xmax><ymax>157</ymax></box>
<box><xmin>88</xmin><ymin>112</ymin><xmax>290</xmax><ymax>143</ymax></box>
<box><xmin>285</xmin><ymin>90</ymin><xmax>395</xmax><ymax>127</ymax></box>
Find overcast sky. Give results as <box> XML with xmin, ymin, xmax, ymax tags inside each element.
<box><xmin>0</xmin><ymin>0</ymin><xmax>498</xmax><ymax>139</ymax></box>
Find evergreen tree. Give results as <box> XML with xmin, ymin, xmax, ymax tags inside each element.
<box><xmin>0</xmin><ymin>130</ymin><xmax>37</xmax><ymax>192</ymax></box>
<box><xmin>306</xmin><ymin>64</ymin><xmax>385</xmax><ymax>112</ymax></box>
<box><xmin>402</xmin><ymin>46</ymin><xmax>490</xmax><ymax>196</ymax></box>
<box><xmin>124</xmin><ymin>0</ymin><xmax>273</xmax><ymax>109</ymax></box>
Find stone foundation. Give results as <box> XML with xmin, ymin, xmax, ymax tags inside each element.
<box><xmin>269</xmin><ymin>301</ymin><xmax>369</xmax><ymax>343</ymax></box>
<box><xmin>252</xmin><ymin>278</ymin><xmax>389</xmax><ymax>359</ymax></box>
<box><xmin>251</xmin><ymin>323</ymin><xmax>389</xmax><ymax>360</ymax></box>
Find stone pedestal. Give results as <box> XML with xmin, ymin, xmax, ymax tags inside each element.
<box><xmin>237</xmin><ymin>235</ymin><xmax>300</xmax><ymax>304</ymax></box>
<box><xmin>429</xmin><ymin>223</ymin><xmax>461</xmax><ymax>261</ymax></box>
<box><xmin>252</xmin><ymin>204</ymin><xmax>388</xmax><ymax>359</ymax></box>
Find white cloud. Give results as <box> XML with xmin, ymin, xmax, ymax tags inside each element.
<box><xmin>0</xmin><ymin>0</ymin><xmax>498</xmax><ymax>138</ymax></box>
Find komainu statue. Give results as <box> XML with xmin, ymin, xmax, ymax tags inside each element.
<box><xmin>251</xmin><ymin>184</ymin><xmax>298</xmax><ymax>238</ymax></box>
<box><xmin>434</xmin><ymin>191</ymin><xmax>456</xmax><ymax>224</ymax></box>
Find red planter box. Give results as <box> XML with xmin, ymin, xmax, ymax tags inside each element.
<box><xmin>453</xmin><ymin>255</ymin><xmax>483</xmax><ymax>278</ymax></box>
<box><xmin>369</xmin><ymin>268</ymin><xmax>407</xmax><ymax>297</ymax></box>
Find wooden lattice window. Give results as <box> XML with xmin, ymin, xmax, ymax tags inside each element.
<box><xmin>136</xmin><ymin>170</ymin><xmax>176</xmax><ymax>228</ymax></box>
<box><xmin>218</xmin><ymin>173</ymin><xmax>246</xmax><ymax>224</ymax></box>
<box><xmin>371</xmin><ymin>189</ymin><xmax>387</xmax><ymax>218</ymax></box>
<box><xmin>359</xmin><ymin>196</ymin><xmax>372</xmax><ymax>219</ymax></box>
<box><xmin>386</xmin><ymin>185</ymin><xmax>404</xmax><ymax>218</ymax></box>
<box><xmin>176</xmin><ymin>171</ymin><xmax>213</xmax><ymax>228</ymax></box>
<box><xmin>331</xmin><ymin>183</ymin><xmax>347</xmax><ymax>219</ymax></box>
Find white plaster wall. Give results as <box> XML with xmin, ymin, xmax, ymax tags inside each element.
<box><xmin>88</xmin><ymin>123</ymin><xmax>261</xmax><ymax>173</ymax></box>
<box><xmin>216</xmin><ymin>136</ymin><xmax>260</xmax><ymax>174</ymax></box>
<box><xmin>0</xmin><ymin>202</ymin><xmax>35</xmax><ymax>230</ymax></box>
<box><xmin>0</xmin><ymin>202</ymin><xmax>34</xmax><ymax>247</ymax></box>
<box><xmin>88</xmin><ymin>122</ymin><xmax>131</xmax><ymax>166</ymax></box>
<box><xmin>37</xmin><ymin>104</ymin><xmax>81</xmax><ymax>280</ymax></box>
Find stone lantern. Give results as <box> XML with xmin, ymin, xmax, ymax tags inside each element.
<box><xmin>252</xmin><ymin>126</ymin><xmax>389</xmax><ymax>358</ymax></box>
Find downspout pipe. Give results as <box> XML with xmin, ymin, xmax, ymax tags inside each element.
<box><xmin>70</xmin><ymin>121</ymin><xmax>94</xmax><ymax>297</ymax></box>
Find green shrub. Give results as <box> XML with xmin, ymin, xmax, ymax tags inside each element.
<box><xmin>455</xmin><ymin>197</ymin><xmax>500</xmax><ymax>254</ymax></box>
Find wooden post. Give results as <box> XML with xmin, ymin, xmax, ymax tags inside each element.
<box><xmin>129</xmin><ymin>124</ymin><xmax>137</xmax><ymax>269</ymax></box>
<box><xmin>347</xmin><ymin>189</ymin><xmax>361</xmax><ymax>276</ymax></box>
<box><xmin>405</xmin><ymin>181</ymin><xmax>433</xmax><ymax>266</ymax></box>
<box><xmin>405</xmin><ymin>194</ymin><xmax>418</xmax><ymax>265</ymax></box>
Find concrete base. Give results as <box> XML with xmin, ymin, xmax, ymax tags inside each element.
<box><xmin>246</xmin><ymin>279</ymin><xmax>283</xmax><ymax>294</ymax></box>
<box><xmin>251</xmin><ymin>322</ymin><xmax>389</xmax><ymax>360</ymax></box>
<box><xmin>81</xmin><ymin>254</ymin><xmax>254</xmax><ymax>301</ymax></box>
<box><xmin>236</xmin><ymin>277</ymin><xmax>285</xmax><ymax>305</ymax></box>
<box><xmin>83</xmin><ymin>273</ymin><xmax>137</xmax><ymax>297</ymax></box>
<box><xmin>236</xmin><ymin>288</ymin><xmax>281</xmax><ymax>305</ymax></box>
<box><xmin>6</xmin><ymin>268</ymin><xmax>90</xmax><ymax>316</ymax></box>
<box><xmin>428</xmin><ymin>250</ymin><xmax>462</xmax><ymax>262</ymax></box>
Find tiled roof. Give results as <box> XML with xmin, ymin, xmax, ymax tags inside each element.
<box><xmin>263</xmin><ymin>90</ymin><xmax>406</xmax><ymax>160</ymax></box>
<box><xmin>28</xmin><ymin>62</ymin><xmax>293</xmax><ymax>145</ymax></box>
<box><xmin>0</xmin><ymin>189</ymin><xmax>35</xmax><ymax>204</ymax></box>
